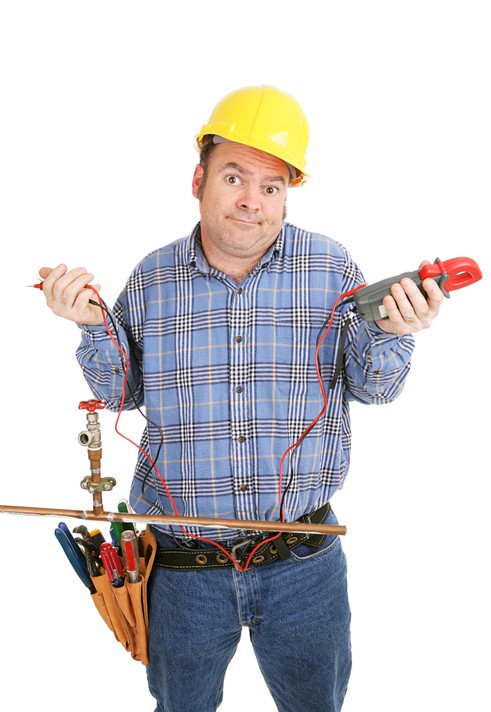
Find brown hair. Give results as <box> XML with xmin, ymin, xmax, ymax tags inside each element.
<box><xmin>196</xmin><ymin>135</ymin><xmax>218</xmax><ymax>199</ymax></box>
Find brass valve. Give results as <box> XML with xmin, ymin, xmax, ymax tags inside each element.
<box><xmin>78</xmin><ymin>400</ymin><xmax>116</xmax><ymax>514</ymax></box>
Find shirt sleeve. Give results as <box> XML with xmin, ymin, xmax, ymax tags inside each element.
<box><xmin>343</xmin><ymin>310</ymin><xmax>415</xmax><ymax>404</ymax></box>
<box><xmin>75</xmin><ymin>319</ymin><xmax>144</xmax><ymax>412</ymax></box>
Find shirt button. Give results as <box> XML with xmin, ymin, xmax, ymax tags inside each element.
<box><xmin>235</xmin><ymin>335</ymin><xmax>243</xmax><ymax>343</ymax></box>
<box><xmin>240</xmin><ymin>484</ymin><xmax>248</xmax><ymax>492</ymax></box>
<box><xmin>235</xmin><ymin>386</ymin><xmax>243</xmax><ymax>393</ymax></box>
<box><xmin>237</xmin><ymin>288</ymin><xmax>243</xmax><ymax>294</ymax></box>
<box><xmin>237</xmin><ymin>436</ymin><xmax>246</xmax><ymax>443</ymax></box>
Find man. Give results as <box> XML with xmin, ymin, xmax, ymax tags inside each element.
<box><xmin>39</xmin><ymin>85</ymin><xmax>443</xmax><ymax>712</ymax></box>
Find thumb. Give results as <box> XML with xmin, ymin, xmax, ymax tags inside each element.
<box><xmin>39</xmin><ymin>266</ymin><xmax>54</xmax><ymax>279</ymax></box>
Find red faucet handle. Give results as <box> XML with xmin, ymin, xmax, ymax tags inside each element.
<box><xmin>78</xmin><ymin>399</ymin><xmax>106</xmax><ymax>413</ymax></box>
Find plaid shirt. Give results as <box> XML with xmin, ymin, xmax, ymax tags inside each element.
<box><xmin>77</xmin><ymin>222</ymin><xmax>415</xmax><ymax>540</ymax></box>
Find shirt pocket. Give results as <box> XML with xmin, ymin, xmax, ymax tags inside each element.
<box><xmin>271</xmin><ymin>316</ymin><xmax>325</xmax><ymax>364</ymax></box>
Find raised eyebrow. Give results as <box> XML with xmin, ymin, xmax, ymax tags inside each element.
<box><xmin>264</xmin><ymin>175</ymin><xmax>287</xmax><ymax>185</ymax></box>
<box><xmin>220</xmin><ymin>162</ymin><xmax>287</xmax><ymax>185</ymax></box>
<box><xmin>220</xmin><ymin>161</ymin><xmax>248</xmax><ymax>175</ymax></box>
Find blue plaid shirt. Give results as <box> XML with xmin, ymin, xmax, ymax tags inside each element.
<box><xmin>77</xmin><ymin>222</ymin><xmax>415</xmax><ymax>540</ymax></box>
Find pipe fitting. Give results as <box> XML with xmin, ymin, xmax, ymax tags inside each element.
<box><xmin>78</xmin><ymin>430</ymin><xmax>95</xmax><ymax>447</ymax></box>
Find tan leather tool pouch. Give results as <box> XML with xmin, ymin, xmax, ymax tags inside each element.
<box><xmin>90</xmin><ymin>527</ymin><xmax>156</xmax><ymax>664</ymax></box>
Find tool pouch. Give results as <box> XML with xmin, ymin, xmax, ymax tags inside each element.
<box><xmin>90</xmin><ymin>527</ymin><xmax>156</xmax><ymax>664</ymax></box>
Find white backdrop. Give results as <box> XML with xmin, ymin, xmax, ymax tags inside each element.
<box><xmin>1</xmin><ymin>2</ymin><xmax>489</xmax><ymax>710</ymax></box>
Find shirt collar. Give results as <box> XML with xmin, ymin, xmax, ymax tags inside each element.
<box><xmin>185</xmin><ymin>222</ymin><xmax>285</xmax><ymax>275</ymax></box>
<box><xmin>186</xmin><ymin>224</ymin><xmax>205</xmax><ymax>271</ymax></box>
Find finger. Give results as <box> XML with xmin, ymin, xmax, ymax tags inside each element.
<box><xmin>389</xmin><ymin>281</ymin><xmax>423</xmax><ymax>321</ymax></box>
<box><xmin>380</xmin><ymin>293</ymin><xmax>414</xmax><ymax>333</ymax></box>
<box><xmin>39</xmin><ymin>264</ymin><xmax>69</xmax><ymax>304</ymax></box>
<box><xmin>378</xmin><ymin>274</ymin><xmax>444</xmax><ymax>334</ymax></box>
<box><xmin>384</xmin><ymin>295</ymin><xmax>414</xmax><ymax>327</ymax></box>
<box><xmin>39</xmin><ymin>266</ymin><xmax>56</xmax><ymax>280</ymax></box>
<box><xmin>51</xmin><ymin>267</ymin><xmax>94</xmax><ymax>308</ymax></box>
<box><xmin>40</xmin><ymin>263</ymin><xmax>68</xmax><ymax>291</ymax></box>
<box><xmin>421</xmin><ymin>277</ymin><xmax>444</xmax><ymax>311</ymax></box>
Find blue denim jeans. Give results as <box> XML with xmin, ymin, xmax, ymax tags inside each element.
<box><xmin>146</xmin><ymin>509</ymin><xmax>351</xmax><ymax>712</ymax></box>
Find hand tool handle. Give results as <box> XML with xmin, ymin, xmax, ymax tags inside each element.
<box><xmin>54</xmin><ymin>527</ymin><xmax>95</xmax><ymax>592</ymax></box>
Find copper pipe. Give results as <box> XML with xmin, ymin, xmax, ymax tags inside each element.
<box><xmin>0</xmin><ymin>503</ymin><xmax>346</xmax><ymax>536</ymax></box>
<box><xmin>87</xmin><ymin>449</ymin><xmax>103</xmax><ymax>515</ymax></box>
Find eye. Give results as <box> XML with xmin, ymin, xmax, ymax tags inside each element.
<box><xmin>226</xmin><ymin>175</ymin><xmax>241</xmax><ymax>185</ymax></box>
<box><xmin>265</xmin><ymin>185</ymin><xmax>279</xmax><ymax>195</ymax></box>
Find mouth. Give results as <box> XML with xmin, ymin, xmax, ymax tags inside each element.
<box><xmin>228</xmin><ymin>216</ymin><xmax>259</xmax><ymax>226</ymax></box>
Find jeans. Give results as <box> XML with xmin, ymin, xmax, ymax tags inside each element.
<box><xmin>146</xmin><ymin>509</ymin><xmax>352</xmax><ymax>712</ymax></box>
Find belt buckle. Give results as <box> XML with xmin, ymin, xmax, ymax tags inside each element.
<box><xmin>230</xmin><ymin>537</ymin><xmax>254</xmax><ymax>569</ymax></box>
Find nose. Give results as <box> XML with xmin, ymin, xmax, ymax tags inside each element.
<box><xmin>237</xmin><ymin>184</ymin><xmax>261</xmax><ymax>212</ymax></box>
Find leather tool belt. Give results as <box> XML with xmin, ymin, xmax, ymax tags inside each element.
<box><xmin>154</xmin><ymin>502</ymin><xmax>331</xmax><ymax>571</ymax></box>
<box><xmin>90</xmin><ymin>527</ymin><xmax>156</xmax><ymax>664</ymax></box>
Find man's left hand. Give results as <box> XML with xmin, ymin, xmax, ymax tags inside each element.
<box><xmin>375</xmin><ymin>261</ymin><xmax>444</xmax><ymax>335</ymax></box>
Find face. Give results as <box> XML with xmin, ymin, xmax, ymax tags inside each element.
<box><xmin>191</xmin><ymin>141</ymin><xmax>290</xmax><ymax>271</ymax></box>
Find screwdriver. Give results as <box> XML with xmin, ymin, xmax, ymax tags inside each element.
<box><xmin>121</xmin><ymin>531</ymin><xmax>140</xmax><ymax>584</ymax></box>
<box><xmin>100</xmin><ymin>542</ymin><xmax>124</xmax><ymax>588</ymax></box>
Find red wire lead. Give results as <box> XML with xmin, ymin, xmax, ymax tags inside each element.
<box><xmin>54</xmin><ymin>282</ymin><xmax>365</xmax><ymax>573</ymax></box>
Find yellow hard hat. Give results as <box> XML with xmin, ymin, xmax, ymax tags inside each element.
<box><xmin>196</xmin><ymin>85</ymin><xmax>310</xmax><ymax>186</ymax></box>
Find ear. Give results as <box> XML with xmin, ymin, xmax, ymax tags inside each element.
<box><xmin>192</xmin><ymin>164</ymin><xmax>204</xmax><ymax>199</ymax></box>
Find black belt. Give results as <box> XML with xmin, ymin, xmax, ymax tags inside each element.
<box><xmin>153</xmin><ymin>502</ymin><xmax>331</xmax><ymax>571</ymax></box>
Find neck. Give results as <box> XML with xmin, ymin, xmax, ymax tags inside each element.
<box><xmin>210</xmin><ymin>256</ymin><xmax>259</xmax><ymax>284</ymax></box>
<box><xmin>199</xmin><ymin>237</ymin><xmax>265</xmax><ymax>284</ymax></box>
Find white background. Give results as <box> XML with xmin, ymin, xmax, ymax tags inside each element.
<box><xmin>1</xmin><ymin>2</ymin><xmax>489</xmax><ymax>710</ymax></box>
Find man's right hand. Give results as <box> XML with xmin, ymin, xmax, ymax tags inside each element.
<box><xmin>38</xmin><ymin>264</ymin><xmax>105</xmax><ymax>325</ymax></box>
